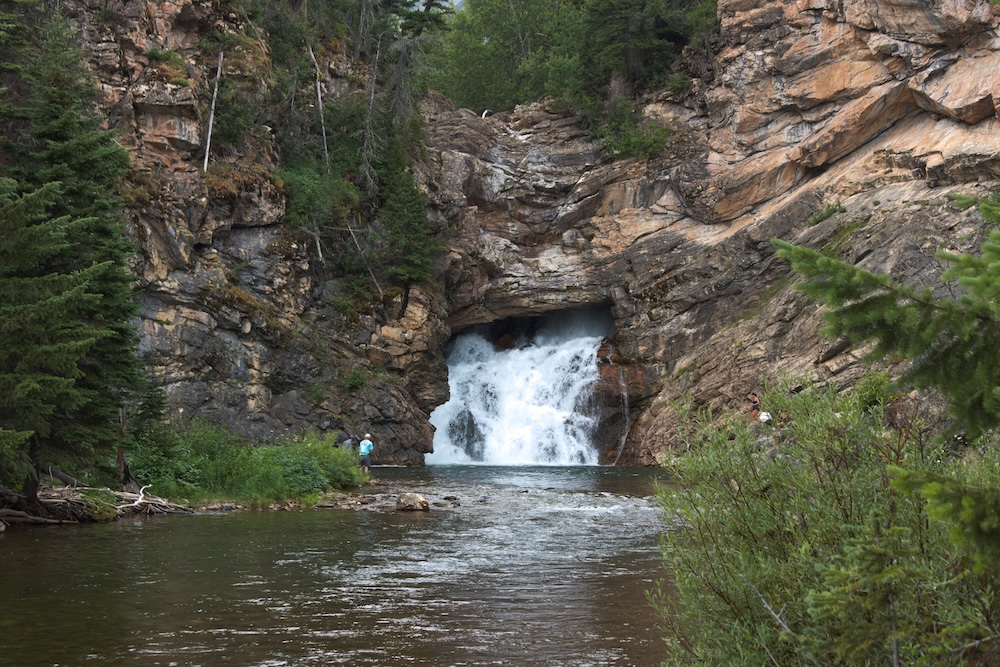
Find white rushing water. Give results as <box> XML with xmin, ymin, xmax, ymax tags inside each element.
<box><xmin>428</xmin><ymin>309</ymin><xmax>613</xmax><ymax>465</ymax></box>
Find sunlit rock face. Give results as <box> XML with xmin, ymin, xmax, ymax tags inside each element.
<box><xmin>69</xmin><ymin>0</ymin><xmax>998</xmax><ymax>464</ymax></box>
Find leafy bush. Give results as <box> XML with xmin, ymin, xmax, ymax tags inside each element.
<box><xmin>278</xmin><ymin>162</ymin><xmax>360</xmax><ymax>230</ymax></box>
<box><xmin>948</xmin><ymin>190</ymin><xmax>1000</xmax><ymax>225</ymax></box>
<box><xmin>594</xmin><ymin>97</ymin><xmax>669</xmax><ymax>159</ymax></box>
<box><xmin>340</xmin><ymin>369</ymin><xmax>368</xmax><ymax>391</ymax></box>
<box><xmin>665</xmin><ymin>73</ymin><xmax>693</xmax><ymax>96</ymax></box>
<box><xmin>654</xmin><ymin>378</ymin><xmax>1000</xmax><ymax>665</ymax></box>
<box><xmin>127</xmin><ymin>420</ymin><xmax>366</xmax><ymax>504</ymax></box>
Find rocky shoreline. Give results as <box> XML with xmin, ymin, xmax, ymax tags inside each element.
<box><xmin>0</xmin><ymin>479</ymin><xmax>455</xmax><ymax>529</ymax></box>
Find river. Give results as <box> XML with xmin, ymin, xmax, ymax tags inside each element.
<box><xmin>0</xmin><ymin>465</ymin><xmax>668</xmax><ymax>667</ymax></box>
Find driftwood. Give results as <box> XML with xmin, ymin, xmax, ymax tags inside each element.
<box><xmin>0</xmin><ymin>508</ymin><xmax>77</xmax><ymax>524</ymax></box>
<box><xmin>44</xmin><ymin>466</ymin><xmax>82</xmax><ymax>488</ymax></box>
<box><xmin>111</xmin><ymin>487</ymin><xmax>194</xmax><ymax>516</ymax></box>
<box><xmin>0</xmin><ymin>484</ymin><xmax>194</xmax><ymax>526</ymax></box>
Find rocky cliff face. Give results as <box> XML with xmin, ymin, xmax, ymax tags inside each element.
<box><xmin>68</xmin><ymin>0</ymin><xmax>446</xmax><ymax>464</ymax></box>
<box><xmin>70</xmin><ymin>0</ymin><xmax>999</xmax><ymax>465</ymax></box>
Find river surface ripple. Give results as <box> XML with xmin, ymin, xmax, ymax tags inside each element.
<box><xmin>0</xmin><ymin>465</ymin><xmax>667</xmax><ymax>667</ymax></box>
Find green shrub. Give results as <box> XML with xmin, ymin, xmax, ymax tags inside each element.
<box><xmin>340</xmin><ymin>369</ymin><xmax>368</xmax><ymax>391</ymax></box>
<box><xmin>127</xmin><ymin>424</ymin><xmax>202</xmax><ymax>498</ymax></box>
<box><xmin>948</xmin><ymin>189</ymin><xmax>1000</xmax><ymax>225</ymax></box>
<box><xmin>665</xmin><ymin>73</ymin><xmax>693</xmax><ymax>96</ymax></box>
<box><xmin>126</xmin><ymin>420</ymin><xmax>366</xmax><ymax>504</ymax></box>
<box><xmin>654</xmin><ymin>377</ymin><xmax>1000</xmax><ymax>665</ymax></box>
<box><xmin>79</xmin><ymin>488</ymin><xmax>120</xmax><ymax>522</ymax></box>
<box><xmin>807</xmin><ymin>200</ymin><xmax>846</xmax><ymax>225</ymax></box>
<box><xmin>594</xmin><ymin>96</ymin><xmax>669</xmax><ymax>159</ymax></box>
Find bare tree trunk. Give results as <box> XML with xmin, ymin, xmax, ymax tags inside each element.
<box><xmin>307</xmin><ymin>44</ymin><xmax>330</xmax><ymax>174</ymax></box>
<box><xmin>23</xmin><ymin>439</ymin><xmax>41</xmax><ymax>503</ymax></box>
<box><xmin>360</xmin><ymin>34</ymin><xmax>382</xmax><ymax>194</ymax></box>
<box><xmin>349</xmin><ymin>217</ymin><xmax>383</xmax><ymax>299</ymax></box>
<box><xmin>354</xmin><ymin>0</ymin><xmax>377</xmax><ymax>60</ymax></box>
<box><xmin>203</xmin><ymin>51</ymin><xmax>224</xmax><ymax>172</ymax></box>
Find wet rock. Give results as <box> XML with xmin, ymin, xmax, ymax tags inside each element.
<box><xmin>396</xmin><ymin>492</ymin><xmax>430</xmax><ymax>512</ymax></box>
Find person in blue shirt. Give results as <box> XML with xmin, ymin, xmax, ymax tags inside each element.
<box><xmin>358</xmin><ymin>434</ymin><xmax>374</xmax><ymax>473</ymax></box>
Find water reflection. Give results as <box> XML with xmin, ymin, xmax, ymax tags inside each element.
<box><xmin>0</xmin><ymin>466</ymin><xmax>666</xmax><ymax>666</ymax></box>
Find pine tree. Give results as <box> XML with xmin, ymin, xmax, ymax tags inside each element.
<box><xmin>376</xmin><ymin>138</ymin><xmax>440</xmax><ymax>284</ymax></box>
<box><xmin>773</xmin><ymin>235</ymin><xmax>1000</xmax><ymax>440</ymax></box>
<box><xmin>0</xmin><ymin>1</ymin><xmax>143</xmax><ymax>498</ymax></box>
<box><xmin>774</xmin><ymin>227</ymin><xmax>1000</xmax><ymax>567</ymax></box>
<box><xmin>0</xmin><ymin>181</ymin><xmax>110</xmax><ymax>487</ymax></box>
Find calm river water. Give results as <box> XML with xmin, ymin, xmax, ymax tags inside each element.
<box><xmin>0</xmin><ymin>465</ymin><xmax>668</xmax><ymax>667</ymax></box>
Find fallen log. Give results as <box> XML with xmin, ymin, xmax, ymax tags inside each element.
<box><xmin>0</xmin><ymin>508</ymin><xmax>77</xmax><ymax>524</ymax></box>
<box><xmin>44</xmin><ymin>467</ymin><xmax>82</xmax><ymax>488</ymax></box>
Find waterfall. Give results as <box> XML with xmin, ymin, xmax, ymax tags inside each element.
<box><xmin>427</xmin><ymin>309</ymin><xmax>613</xmax><ymax>465</ymax></box>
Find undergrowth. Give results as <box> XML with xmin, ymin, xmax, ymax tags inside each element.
<box><xmin>127</xmin><ymin>420</ymin><xmax>367</xmax><ymax>505</ymax></box>
<box><xmin>654</xmin><ymin>376</ymin><xmax>1000</xmax><ymax>665</ymax></box>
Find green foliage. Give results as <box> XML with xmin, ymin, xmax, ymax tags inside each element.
<box><xmin>0</xmin><ymin>4</ymin><xmax>145</xmax><ymax>493</ymax></box>
<box><xmin>128</xmin><ymin>420</ymin><xmax>367</xmax><ymax>503</ymax></box>
<box><xmin>78</xmin><ymin>488</ymin><xmax>120</xmax><ymax>522</ymax></box>
<box><xmin>0</xmin><ymin>181</ymin><xmax>100</xmax><ymax>485</ymax></box>
<box><xmin>424</xmin><ymin>0</ymin><xmax>716</xmax><ymax>110</ymax></box>
<box><xmin>892</xmin><ymin>467</ymin><xmax>1000</xmax><ymax>571</ymax></box>
<box><xmin>593</xmin><ymin>96</ymin><xmax>669</xmax><ymax>159</ymax></box>
<box><xmin>339</xmin><ymin>369</ymin><xmax>368</xmax><ymax>391</ymax></box>
<box><xmin>665</xmin><ymin>72</ymin><xmax>693</xmax><ymax>96</ymax></box>
<box><xmin>770</xmin><ymin>225</ymin><xmax>1000</xmax><ymax>663</ymax></box>
<box><xmin>423</xmin><ymin>0</ymin><xmax>715</xmax><ymax>157</ymax></box>
<box><xmin>807</xmin><ymin>200</ymin><xmax>846</xmax><ymax>225</ymax></box>
<box><xmin>422</xmin><ymin>0</ymin><xmax>565</xmax><ymax>111</ymax></box>
<box><xmin>774</xmin><ymin>233</ymin><xmax>1000</xmax><ymax>440</ymax></box>
<box><xmin>278</xmin><ymin>162</ymin><xmax>360</xmax><ymax>230</ymax></box>
<box><xmin>580</xmin><ymin>0</ymin><xmax>685</xmax><ymax>96</ymax></box>
<box><xmin>849</xmin><ymin>370</ymin><xmax>897</xmax><ymax>409</ymax></box>
<box><xmin>209</xmin><ymin>75</ymin><xmax>272</xmax><ymax>151</ymax></box>
<box><xmin>375</xmin><ymin>137</ymin><xmax>442</xmax><ymax>283</ymax></box>
<box><xmin>144</xmin><ymin>46</ymin><xmax>188</xmax><ymax>84</ymax></box>
<box><xmin>654</xmin><ymin>379</ymin><xmax>1000</xmax><ymax>665</ymax></box>
<box><xmin>948</xmin><ymin>190</ymin><xmax>1000</xmax><ymax>225</ymax></box>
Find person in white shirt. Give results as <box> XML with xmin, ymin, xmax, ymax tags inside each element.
<box><xmin>358</xmin><ymin>434</ymin><xmax>374</xmax><ymax>473</ymax></box>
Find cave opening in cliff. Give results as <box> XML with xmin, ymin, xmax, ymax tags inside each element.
<box><xmin>427</xmin><ymin>305</ymin><xmax>623</xmax><ymax>465</ymax></box>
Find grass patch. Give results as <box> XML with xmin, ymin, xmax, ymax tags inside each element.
<box><xmin>741</xmin><ymin>275</ymin><xmax>790</xmax><ymax>321</ymax></box>
<box><xmin>807</xmin><ymin>200</ymin><xmax>846</xmax><ymax>225</ymax></box>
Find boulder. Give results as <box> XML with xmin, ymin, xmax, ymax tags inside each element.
<box><xmin>396</xmin><ymin>493</ymin><xmax>430</xmax><ymax>512</ymax></box>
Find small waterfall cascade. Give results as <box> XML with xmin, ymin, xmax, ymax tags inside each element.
<box><xmin>611</xmin><ymin>362</ymin><xmax>631</xmax><ymax>466</ymax></box>
<box><xmin>428</xmin><ymin>309</ymin><xmax>614</xmax><ymax>465</ymax></box>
